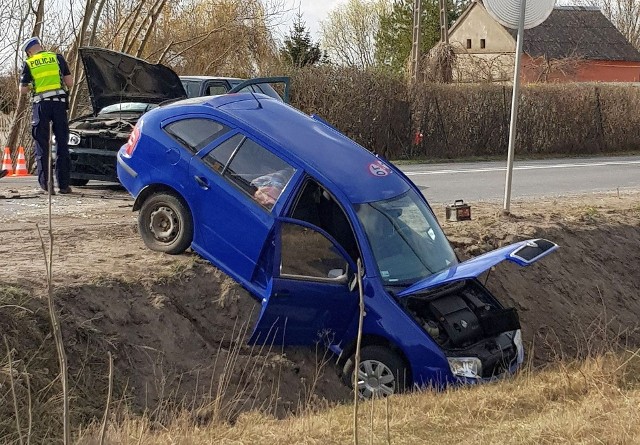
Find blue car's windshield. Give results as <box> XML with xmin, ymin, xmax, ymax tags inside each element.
<box><xmin>355</xmin><ymin>189</ymin><xmax>458</xmax><ymax>285</ymax></box>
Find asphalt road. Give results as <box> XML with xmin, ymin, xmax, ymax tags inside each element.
<box><xmin>2</xmin><ymin>155</ymin><xmax>639</xmax><ymax>204</ymax></box>
<box><xmin>403</xmin><ymin>155</ymin><xmax>640</xmax><ymax>204</ymax></box>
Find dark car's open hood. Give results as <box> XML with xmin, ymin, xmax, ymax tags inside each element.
<box><xmin>397</xmin><ymin>239</ymin><xmax>558</xmax><ymax>298</ymax></box>
<box><xmin>79</xmin><ymin>47</ymin><xmax>187</xmax><ymax>115</ymax></box>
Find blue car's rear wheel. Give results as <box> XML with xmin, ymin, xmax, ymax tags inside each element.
<box><xmin>138</xmin><ymin>192</ymin><xmax>193</xmax><ymax>254</ymax></box>
<box><xmin>342</xmin><ymin>345</ymin><xmax>408</xmax><ymax>399</ymax></box>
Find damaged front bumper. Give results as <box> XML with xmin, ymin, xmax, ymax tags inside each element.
<box><xmin>69</xmin><ymin>147</ymin><xmax>119</xmax><ymax>182</ymax></box>
<box><xmin>448</xmin><ymin>329</ymin><xmax>524</xmax><ymax>383</ymax></box>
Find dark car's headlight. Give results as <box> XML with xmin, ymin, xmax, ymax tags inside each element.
<box><xmin>68</xmin><ymin>132</ymin><xmax>81</xmax><ymax>146</ymax></box>
<box><xmin>52</xmin><ymin>132</ymin><xmax>81</xmax><ymax>146</ymax></box>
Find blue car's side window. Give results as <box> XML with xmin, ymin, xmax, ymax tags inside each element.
<box><xmin>164</xmin><ymin>118</ymin><xmax>230</xmax><ymax>153</ymax></box>
<box><xmin>280</xmin><ymin>223</ymin><xmax>348</xmax><ymax>281</ymax></box>
<box><xmin>202</xmin><ymin>135</ymin><xmax>296</xmax><ymax>211</ymax></box>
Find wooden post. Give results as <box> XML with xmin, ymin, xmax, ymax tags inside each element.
<box><xmin>411</xmin><ymin>0</ymin><xmax>422</xmax><ymax>82</ymax></box>
<box><xmin>439</xmin><ymin>0</ymin><xmax>449</xmax><ymax>44</ymax></box>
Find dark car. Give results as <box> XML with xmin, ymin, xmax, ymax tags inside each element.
<box><xmin>181</xmin><ymin>76</ymin><xmax>289</xmax><ymax>102</ymax></box>
<box><xmin>64</xmin><ymin>47</ymin><xmax>288</xmax><ymax>185</ymax></box>
<box><xmin>116</xmin><ymin>92</ymin><xmax>558</xmax><ymax>398</ymax></box>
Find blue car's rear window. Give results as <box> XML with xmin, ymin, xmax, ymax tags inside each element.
<box><xmin>164</xmin><ymin>118</ymin><xmax>230</xmax><ymax>153</ymax></box>
<box><xmin>201</xmin><ymin>134</ymin><xmax>296</xmax><ymax>210</ymax></box>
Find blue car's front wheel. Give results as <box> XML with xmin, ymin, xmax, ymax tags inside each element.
<box><xmin>138</xmin><ymin>192</ymin><xmax>193</xmax><ymax>254</ymax></box>
<box><xmin>343</xmin><ymin>345</ymin><xmax>408</xmax><ymax>399</ymax></box>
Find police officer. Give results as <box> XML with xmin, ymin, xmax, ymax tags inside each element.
<box><xmin>19</xmin><ymin>37</ymin><xmax>74</xmax><ymax>194</ymax></box>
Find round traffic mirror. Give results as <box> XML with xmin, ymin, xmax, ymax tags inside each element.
<box><xmin>484</xmin><ymin>0</ymin><xmax>555</xmax><ymax>30</ymax></box>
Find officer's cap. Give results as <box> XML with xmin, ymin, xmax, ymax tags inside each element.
<box><xmin>21</xmin><ymin>37</ymin><xmax>42</xmax><ymax>54</ymax></box>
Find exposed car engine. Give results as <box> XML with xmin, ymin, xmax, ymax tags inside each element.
<box><xmin>70</xmin><ymin>115</ymin><xmax>136</xmax><ymax>149</ymax></box>
<box><xmin>402</xmin><ymin>280</ymin><xmax>521</xmax><ymax>378</ymax></box>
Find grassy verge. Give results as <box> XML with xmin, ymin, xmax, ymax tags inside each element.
<box><xmin>76</xmin><ymin>351</ymin><xmax>640</xmax><ymax>444</ymax></box>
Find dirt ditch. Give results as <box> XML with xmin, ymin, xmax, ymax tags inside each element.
<box><xmin>1</xmin><ymin>188</ymin><xmax>640</xmax><ymax>441</ymax></box>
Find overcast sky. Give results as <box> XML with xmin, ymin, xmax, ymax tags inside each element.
<box><xmin>277</xmin><ymin>0</ymin><xmax>347</xmax><ymax>40</ymax></box>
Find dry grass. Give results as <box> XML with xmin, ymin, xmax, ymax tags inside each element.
<box><xmin>77</xmin><ymin>352</ymin><xmax>640</xmax><ymax>444</ymax></box>
<box><xmin>3</xmin><ymin>193</ymin><xmax>640</xmax><ymax>443</ymax></box>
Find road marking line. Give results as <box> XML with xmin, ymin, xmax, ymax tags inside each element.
<box><xmin>404</xmin><ymin>160</ymin><xmax>640</xmax><ymax>176</ymax></box>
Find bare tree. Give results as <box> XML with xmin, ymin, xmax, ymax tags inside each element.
<box><xmin>3</xmin><ymin>0</ymin><xmax>289</xmax><ymax>151</ymax></box>
<box><xmin>0</xmin><ymin>0</ymin><xmax>30</xmax><ymax>117</ymax></box>
<box><xmin>68</xmin><ymin>0</ymin><xmax>102</xmax><ymax>116</ymax></box>
<box><xmin>530</xmin><ymin>55</ymin><xmax>585</xmax><ymax>82</ymax></box>
<box><xmin>579</xmin><ymin>0</ymin><xmax>640</xmax><ymax>49</ymax></box>
<box><xmin>600</xmin><ymin>0</ymin><xmax>640</xmax><ymax>49</ymax></box>
<box><xmin>320</xmin><ymin>0</ymin><xmax>389</xmax><ymax>69</ymax></box>
<box><xmin>451</xmin><ymin>43</ymin><xmax>514</xmax><ymax>83</ymax></box>
<box><xmin>144</xmin><ymin>0</ymin><xmax>284</xmax><ymax>76</ymax></box>
<box><xmin>424</xmin><ymin>42</ymin><xmax>456</xmax><ymax>83</ymax></box>
<box><xmin>134</xmin><ymin>0</ymin><xmax>168</xmax><ymax>57</ymax></box>
<box><xmin>2</xmin><ymin>0</ymin><xmax>45</xmax><ymax>154</ymax></box>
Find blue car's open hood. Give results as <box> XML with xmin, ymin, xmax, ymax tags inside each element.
<box><xmin>397</xmin><ymin>238</ymin><xmax>558</xmax><ymax>298</ymax></box>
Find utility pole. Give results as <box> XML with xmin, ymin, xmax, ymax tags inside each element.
<box><xmin>439</xmin><ymin>0</ymin><xmax>449</xmax><ymax>43</ymax></box>
<box><xmin>411</xmin><ymin>0</ymin><xmax>422</xmax><ymax>82</ymax></box>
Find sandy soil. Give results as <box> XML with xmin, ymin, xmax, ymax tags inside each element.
<box><xmin>1</xmin><ymin>183</ymin><xmax>640</xmax><ymax>430</ymax></box>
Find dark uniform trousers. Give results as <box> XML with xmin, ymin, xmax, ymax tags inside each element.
<box><xmin>32</xmin><ymin>98</ymin><xmax>70</xmax><ymax>190</ymax></box>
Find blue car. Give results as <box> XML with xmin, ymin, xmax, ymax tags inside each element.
<box><xmin>117</xmin><ymin>93</ymin><xmax>558</xmax><ymax>398</ymax></box>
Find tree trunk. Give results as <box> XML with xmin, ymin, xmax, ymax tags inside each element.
<box><xmin>3</xmin><ymin>0</ymin><xmax>45</xmax><ymax>153</ymax></box>
<box><xmin>135</xmin><ymin>0</ymin><xmax>168</xmax><ymax>58</ymax></box>
<box><xmin>69</xmin><ymin>0</ymin><xmax>99</xmax><ymax>117</ymax></box>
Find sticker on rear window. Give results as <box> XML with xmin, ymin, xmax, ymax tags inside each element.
<box><xmin>368</xmin><ymin>160</ymin><xmax>391</xmax><ymax>177</ymax></box>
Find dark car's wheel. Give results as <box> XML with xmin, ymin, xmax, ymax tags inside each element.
<box><xmin>138</xmin><ymin>192</ymin><xmax>193</xmax><ymax>254</ymax></box>
<box><xmin>342</xmin><ymin>345</ymin><xmax>408</xmax><ymax>399</ymax></box>
<box><xmin>70</xmin><ymin>178</ymin><xmax>89</xmax><ymax>186</ymax></box>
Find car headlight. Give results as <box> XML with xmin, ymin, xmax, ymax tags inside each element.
<box><xmin>447</xmin><ymin>357</ymin><xmax>482</xmax><ymax>379</ymax></box>
<box><xmin>68</xmin><ymin>132</ymin><xmax>81</xmax><ymax>146</ymax></box>
<box><xmin>514</xmin><ymin>329</ymin><xmax>524</xmax><ymax>365</ymax></box>
<box><xmin>51</xmin><ymin>133</ymin><xmax>80</xmax><ymax>146</ymax></box>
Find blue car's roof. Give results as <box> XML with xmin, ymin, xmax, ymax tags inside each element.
<box><xmin>160</xmin><ymin>94</ymin><xmax>410</xmax><ymax>204</ymax></box>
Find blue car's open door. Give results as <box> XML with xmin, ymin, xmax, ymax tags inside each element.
<box><xmin>249</xmin><ymin>218</ymin><xmax>359</xmax><ymax>346</ymax></box>
<box><xmin>228</xmin><ymin>77</ymin><xmax>291</xmax><ymax>104</ymax></box>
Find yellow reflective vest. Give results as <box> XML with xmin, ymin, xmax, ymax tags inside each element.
<box><xmin>26</xmin><ymin>51</ymin><xmax>64</xmax><ymax>96</ymax></box>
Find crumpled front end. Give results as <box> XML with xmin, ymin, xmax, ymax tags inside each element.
<box><xmin>397</xmin><ymin>238</ymin><xmax>557</xmax><ymax>383</ymax></box>
<box><xmin>402</xmin><ymin>279</ymin><xmax>524</xmax><ymax>382</ymax></box>
<box><xmin>68</xmin><ymin>114</ymin><xmax>138</xmax><ymax>182</ymax></box>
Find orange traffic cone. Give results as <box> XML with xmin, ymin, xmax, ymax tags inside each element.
<box><xmin>1</xmin><ymin>147</ymin><xmax>13</xmax><ymax>175</ymax></box>
<box><xmin>12</xmin><ymin>146</ymin><xmax>29</xmax><ymax>176</ymax></box>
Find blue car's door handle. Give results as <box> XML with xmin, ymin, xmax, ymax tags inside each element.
<box><xmin>273</xmin><ymin>290</ymin><xmax>290</xmax><ymax>298</ymax></box>
<box><xmin>194</xmin><ymin>175</ymin><xmax>210</xmax><ymax>190</ymax></box>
